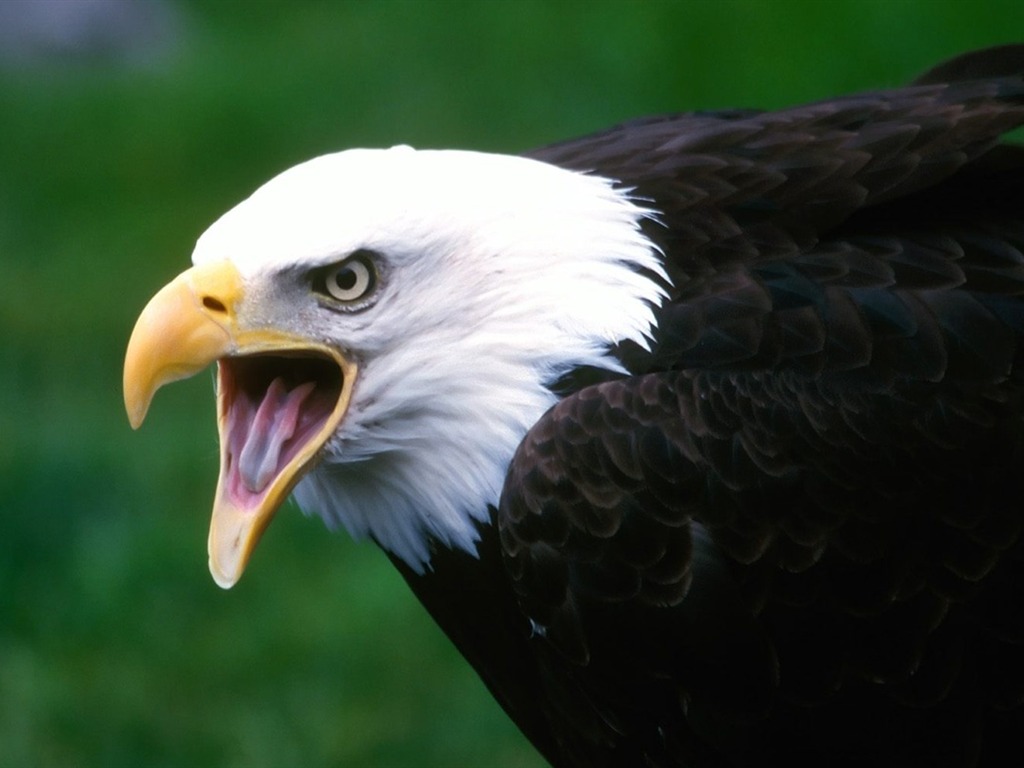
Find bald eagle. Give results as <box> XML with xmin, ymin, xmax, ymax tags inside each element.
<box><xmin>125</xmin><ymin>46</ymin><xmax>1024</xmax><ymax>767</ymax></box>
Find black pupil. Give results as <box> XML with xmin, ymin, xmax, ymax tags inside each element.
<box><xmin>336</xmin><ymin>266</ymin><xmax>358</xmax><ymax>291</ymax></box>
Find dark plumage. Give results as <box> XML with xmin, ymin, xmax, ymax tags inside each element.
<box><xmin>399</xmin><ymin>46</ymin><xmax>1024</xmax><ymax>767</ymax></box>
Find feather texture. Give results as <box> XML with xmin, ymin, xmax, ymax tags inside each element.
<box><xmin>402</xmin><ymin>46</ymin><xmax>1024</xmax><ymax>767</ymax></box>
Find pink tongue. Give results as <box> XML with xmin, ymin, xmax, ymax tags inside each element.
<box><xmin>237</xmin><ymin>377</ymin><xmax>317</xmax><ymax>494</ymax></box>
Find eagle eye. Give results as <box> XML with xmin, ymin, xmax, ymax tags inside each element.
<box><xmin>316</xmin><ymin>252</ymin><xmax>378</xmax><ymax>304</ymax></box>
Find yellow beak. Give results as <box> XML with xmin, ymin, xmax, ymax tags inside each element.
<box><xmin>124</xmin><ymin>261</ymin><xmax>354</xmax><ymax>588</ymax></box>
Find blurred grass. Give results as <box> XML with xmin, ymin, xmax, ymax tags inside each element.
<box><xmin>1</xmin><ymin>1</ymin><xmax>1021</xmax><ymax>766</ymax></box>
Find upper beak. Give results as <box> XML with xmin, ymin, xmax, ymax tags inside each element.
<box><xmin>124</xmin><ymin>261</ymin><xmax>241</xmax><ymax>429</ymax></box>
<box><xmin>124</xmin><ymin>261</ymin><xmax>354</xmax><ymax>588</ymax></box>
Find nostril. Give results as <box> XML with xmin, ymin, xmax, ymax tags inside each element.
<box><xmin>203</xmin><ymin>296</ymin><xmax>227</xmax><ymax>313</ymax></box>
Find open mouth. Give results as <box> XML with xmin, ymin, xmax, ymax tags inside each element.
<box><xmin>217</xmin><ymin>352</ymin><xmax>345</xmax><ymax>512</ymax></box>
<box><xmin>122</xmin><ymin>260</ymin><xmax>360</xmax><ymax>586</ymax></box>
<box><xmin>209</xmin><ymin>346</ymin><xmax>354</xmax><ymax>588</ymax></box>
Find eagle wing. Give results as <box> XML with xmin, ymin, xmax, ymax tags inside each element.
<box><xmin>500</xmin><ymin>46</ymin><xmax>1024</xmax><ymax>766</ymax></box>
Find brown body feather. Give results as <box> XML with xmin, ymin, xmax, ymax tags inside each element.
<box><xmin>396</xmin><ymin>46</ymin><xmax>1024</xmax><ymax>767</ymax></box>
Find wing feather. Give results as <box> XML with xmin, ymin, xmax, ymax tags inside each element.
<box><xmin>497</xmin><ymin>45</ymin><xmax>1024</xmax><ymax>767</ymax></box>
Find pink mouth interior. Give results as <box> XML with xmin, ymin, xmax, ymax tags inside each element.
<box><xmin>218</xmin><ymin>355</ymin><xmax>342</xmax><ymax>510</ymax></box>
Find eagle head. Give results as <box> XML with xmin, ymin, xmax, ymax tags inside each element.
<box><xmin>124</xmin><ymin>145</ymin><xmax>664</xmax><ymax>586</ymax></box>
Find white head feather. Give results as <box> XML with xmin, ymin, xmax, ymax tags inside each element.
<box><xmin>192</xmin><ymin>146</ymin><xmax>666</xmax><ymax>572</ymax></box>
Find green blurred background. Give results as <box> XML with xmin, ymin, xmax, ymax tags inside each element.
<box><xmin>1</xmin><ymin>1</ymin><xmax>1021</xmax><ymax>765</ymax></box>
